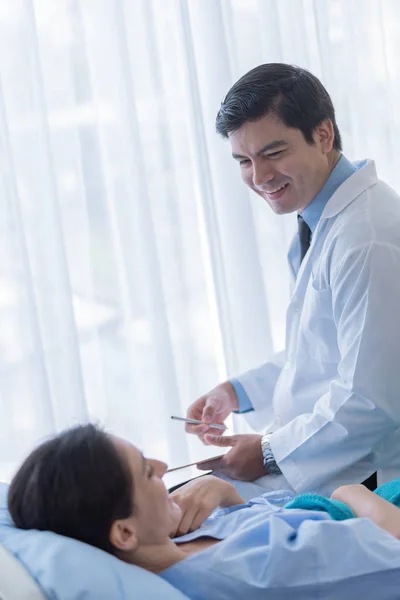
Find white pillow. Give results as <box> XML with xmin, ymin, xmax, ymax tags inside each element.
<box><xmin>0</xmin><ymin>483</ymin><xmax>188</xmax><ymax>600</ymax></box>
<box><xmin>0</xmin><ymin>544</ymin><xmax>46</xmax><ymax>600</ymax></box>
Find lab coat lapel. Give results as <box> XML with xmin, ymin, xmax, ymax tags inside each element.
<box><xmin>286</xmin><ymin>160</ymin><xmax>379</xmax><ymax>341</ymax></box>
<box><xmin>290</xmin><ymin>159</ymin><xmax>378</xmax><ymax>300</ymax></box>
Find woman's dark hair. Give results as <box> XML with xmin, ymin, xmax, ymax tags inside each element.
<box><xmin>8</xmin><ymin>424</ymin><xmax>133</xmax><ymax>554</ymax></box>
<box><xmin>216</xmin><ymin>63</ymin><xmax>342</xmax><ymax>151</ymax></box>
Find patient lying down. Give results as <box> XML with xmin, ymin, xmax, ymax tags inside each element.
<box><xmin>8</xmin><ymin>425</ymin><xmax>400</xmax><ymax>599</ymax></box>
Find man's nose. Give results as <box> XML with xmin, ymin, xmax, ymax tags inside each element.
<box><xmin>252</xmin><ymin>162</ymin><xmax>275</xmax><ymax>189</ymax></box>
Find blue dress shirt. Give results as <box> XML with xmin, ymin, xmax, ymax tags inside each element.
<box><xmin>231</xmin><ymin>155</ymin><xmax>357</xmax><ymax>414</ymax></box>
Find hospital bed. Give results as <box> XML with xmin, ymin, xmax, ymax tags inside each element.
<box><xmin>2</xmin><ymin>479</ymin><xmax>400</xmax><ymax>599</ymax></box>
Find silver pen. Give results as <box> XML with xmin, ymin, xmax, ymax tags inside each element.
<box><xmin>170</xmin><ymin>415</ymin><xmax>227</xmax><ymax>431</ymax></box>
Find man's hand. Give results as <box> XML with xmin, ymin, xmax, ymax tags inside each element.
<box><xmin>185</xmin><ymin>381</ymin><xmax>239</xmax><ymax>442</ymax></box>
<box><xmin>196</xmin><ymin>433</ymin><xmax>265</xmax><ymax>481</ymax></box>
<box><xmin>169</xmin><ymin>475</ymin><xmax>244</xmax><ymax>537</ymax></box>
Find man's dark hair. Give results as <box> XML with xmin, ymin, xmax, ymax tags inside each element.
<box><xmin>8</xmin><ymin>424</ymin><xmax>133</xmax><ymax>554</ymax></box>
<box><xmin>216</xmin><ymin>63</ymin><xmax>342</xmax><ymax>151</ymax></box>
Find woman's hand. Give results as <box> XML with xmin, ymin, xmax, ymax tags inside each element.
<box><xmin>331</xmin><ymin>483</ymin><xmax>368</xmax><ymax>505</ymax></box>
<box><xmin>169</xmin><ymin>475</ymin><xmax>244</xmax><ymax>537</ymax></box>
<box><xmin>332</xmin><ymin>484</ymin><xmax>400</xmax><ymax>539</ymax></box>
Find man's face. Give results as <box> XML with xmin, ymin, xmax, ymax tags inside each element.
<box><xmin>229</xmin><ymin>112</ymin><xmax>334</xmax><ymax>215</ymax></box>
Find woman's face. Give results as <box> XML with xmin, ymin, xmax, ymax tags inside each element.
<box><xmin>111</xmin><ymin>436</ymin><xmax>182</xmax><ymax>544</ymax></box>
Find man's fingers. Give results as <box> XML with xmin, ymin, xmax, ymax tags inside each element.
<box><xmin>202</xmin><ymin>395</ymin><xmax>220</xmax><ymax>423</ymax></box>
<box><xmin>196</xmin><ymin>457</ymin><xmax>225</xmax><ymax>471</ymax></box>
<box><xmin>204</xmin><ymin>434</ymin><xmax>235</xmax><ymax>447</ymax></box>
<box><xmin>185</xmin><ymin>423</ymin><xmax>209</xmax><ymax>435</ymax></box>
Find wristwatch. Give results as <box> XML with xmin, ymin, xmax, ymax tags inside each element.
<box><xmin>261</xmin><ymin>433</ymin><xmax>281</xmax><ymax>475</ymax></box>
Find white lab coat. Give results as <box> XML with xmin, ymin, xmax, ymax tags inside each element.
<box><xmin>236</xmin><ymin>160</ymin><xmax>400</xmax><ymax>496</ymax></box>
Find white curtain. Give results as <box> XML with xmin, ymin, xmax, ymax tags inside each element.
<box><xmin>1</xmin><ymin>0</ymin><xmax>400</xmax><ymax>481</ymax></box>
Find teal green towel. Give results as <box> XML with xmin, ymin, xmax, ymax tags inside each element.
<box><xmin>285</xmin><ymin>493</ymin><xmax>355</xmax><ymax>520</ymax></box>
<box><xmin>374</xmin><ymin>478</ymin><xmax>400</xmax><ymax>506</ymax></box>
<box><xmin>285</xmin><ymin>477</ymin><xmax>400</xmax><ymax>521</ymax></box>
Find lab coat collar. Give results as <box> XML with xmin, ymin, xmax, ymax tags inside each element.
<box><xmin>320</xmin><ymin>159</ymin><xmax>377</xmax><ymax>219</ymax></box>
<box><xmin>292</xmin><ymin>159</ymin><xmax>377</xmax><ymax>292</ymax></box>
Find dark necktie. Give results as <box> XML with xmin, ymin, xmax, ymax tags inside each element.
<box><xmin>297</xmin><ymin>214</ymin><xmax>311</xmax><ymax>264</ymax></box>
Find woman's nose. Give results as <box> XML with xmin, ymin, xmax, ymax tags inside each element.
<box><xmin>153</xmin><ymin>459</ymin><xmax>167</xmax><ymax>477</ymax></box>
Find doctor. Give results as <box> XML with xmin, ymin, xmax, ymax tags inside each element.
<box><xmin>186</xmin><ymin>63</ymin><xmax>400</xmax><ymax>497</ymax></box>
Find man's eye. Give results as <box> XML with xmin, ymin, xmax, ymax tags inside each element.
<box><xmin>239</xmin><ymin>159</ymin><xmax>250</xmax><ymax>166</ymax></box>
<box><xmin>266</xmin><ymin>151</ymin><xmax>283</xmax><ymax>158</ymax></box>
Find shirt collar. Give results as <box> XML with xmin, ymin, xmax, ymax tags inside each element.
<box><xmin>301</xmin><ymin>154</ymin><xmax>356</xmax><ymax>233</ymax></box>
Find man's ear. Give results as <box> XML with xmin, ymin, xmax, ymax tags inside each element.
<box><xmin>315</xmin><ymin>119</ymin><xmax>335</xmax><ymax>153</ymax></box>
<box><xmin>109</xmin><ymin>518</ymin><xmax>138</xmax><ymax>552</ymax></box>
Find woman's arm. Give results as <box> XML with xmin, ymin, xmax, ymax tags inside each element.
<box><xmin>332</xmin><ymin>484</ymin><xmax>400</xmax><ymax>539</ymax></box>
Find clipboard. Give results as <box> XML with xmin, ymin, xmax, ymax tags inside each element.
<box><xmin>166</xmin><ymin>454</ymin><xmax>225</xmax><ymax>473</ymax></box>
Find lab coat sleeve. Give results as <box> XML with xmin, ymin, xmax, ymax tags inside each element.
<box><xmin>270</xmin><ymin>241</ymin><xmax>400</xmax><ymax>492</ymax></box>
<box><xmin>231</xmin><ymin>350</ymin><xmax>286</xmax><ymax>432</ymax></box>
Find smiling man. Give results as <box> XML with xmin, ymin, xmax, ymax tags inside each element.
<box><xmin>230</xmin><ymin>114</ymin><xmax>340</xmax><ymax>215</ymax></box>
<box><xmin>186</xmin><ymin>63</ymin><xmax>400</xmax><ymax>498</ymax></box>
